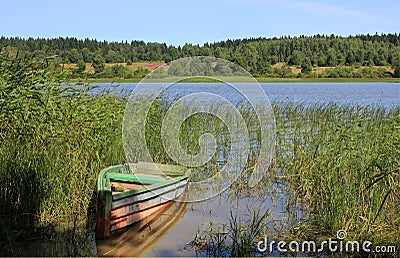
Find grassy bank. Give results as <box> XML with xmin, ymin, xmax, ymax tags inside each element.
<box><xmin>70</xmin><ymin>77</ymin><xmax>400</xmax><ymax>83</ymax></box>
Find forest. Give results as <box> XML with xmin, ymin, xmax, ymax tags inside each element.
<box><xmin>1</xmin><ymin>33</ymin><xmax>399</xmax><ymax>78</ymax></box>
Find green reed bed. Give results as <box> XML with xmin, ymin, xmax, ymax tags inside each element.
<box><xmin>188</xmin><ymin>103</ymin><xmax>399</xmax><ymax>256</ymax></box>
<box><xmin>0</xmin><ymin>49</ymin><xmax>125</xmax><ymax>255</ymax></box>
<box><xmin>274</xmin><ymin>103</ymin><xmax>399</xmax><ymax>247</ymax></box>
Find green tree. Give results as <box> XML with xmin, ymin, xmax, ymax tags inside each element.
<box><xmin>301</xmin><ymin>58</ymin><xmax>312</xmax><ymax>74</ymax></box>
<box><xmin>77</xmin><ymin>60</ymin><xmax>85</xmax><ymax>73</ymax></box>
<box><xmin>326</xmin><ymin>48</ymin><xmax>338</xmax><ymax>66</ymax></box>
<box><xmin>92</xmin><ymin>54</ymin><xmax>105</xmax><ymax>74</ymax></box>
<box><xmin>289</xmin><ymin>50</ymin><xmax>304</xmax><ymax>66</ymax></box>
<box><xmin>1</xmin><ymin>34</ymin><xmax>400</xmax><ymax>79</ymax></box>
<box><xmin>394</xmin><ymin>66</ymin><xmax>400</xmax><ymax>78</ymax></box>
<box><xmin>68</xmin><ymin>48</ymin><xmax>83</xmax><ymax>63</ymax></box>
<box><xmin>390</xmin><ymin>54</ymin><xmax>400</xmax><ymax>78</ymax></box>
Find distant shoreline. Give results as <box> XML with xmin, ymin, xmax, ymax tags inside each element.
<box><xmin>69</xmin><ymin>77</ymin><xmax>400</xmax><ymax>83</ymax></box>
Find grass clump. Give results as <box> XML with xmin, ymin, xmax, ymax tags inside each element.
<box><xmin>190</xmin><ymin>208</ymin><xmax>270</xmax><ymax>257</ymax></box>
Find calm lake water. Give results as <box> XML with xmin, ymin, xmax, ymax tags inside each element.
<box><xmin>94</xmin><ymin>82</ymin><xmax>400</xmax><ymax>107</ymax></box>
<box><xmin>94</xmin><ymin>82</ymin><xmax>399</xmax><ymax>257</ymax></box>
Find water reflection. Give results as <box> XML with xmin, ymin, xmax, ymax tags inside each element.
<box><xmin>143</xmin><ymin>188</ymin><xmax>288</xmax><ymax>256</ymax></box>
<box><xmin>96</xmin><ymin>201</ymin><xmax>187</xmax><ymax>257</ymax></box>
<box><xmin>95</xmin><ymin>133</ymin><xmax>288</xmax><ymax>256</ymax></box>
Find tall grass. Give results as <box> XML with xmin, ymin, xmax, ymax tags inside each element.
<box><xmin>273</xmin><ymin>103</ymin><xmax>399</xmax><ymax>247</ymax></box>
<box><xmin>190</xmin><ymin>208</ymin><xmax>270</xmax><ymax>257</ymax></box>
<box><xmin>0</xmin><ymin>48</ymin><xmax>125</xmax><ymax>255</ymax></box>
<box><xmin>187</xmin><ymin>103</ymin><xmax>399</xmax><ymax>256</ymax></box>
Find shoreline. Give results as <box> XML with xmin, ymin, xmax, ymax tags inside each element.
<box><xmin>68</xmin><ymin>77</ymin><xmax>400</xmax><ymax>83</ymax></box>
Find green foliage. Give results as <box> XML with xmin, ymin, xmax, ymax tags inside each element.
<box><xmin>0</xmin><ymin>48</ymin><xmax>125</xmax><ymax>255</ymax></box>
<box><xmin>76</xmin><ymin>60</ymin><xmax>85</xmax><ymax>73</ymax></box>
<box><xmin>301</xmin><ymin>59</ymin><xmax>312</xmax><ymax>74</ymax></box>
<box><xmin>289</xmin><ymin>50</ymin><xmax>305</xmax><ymax>66</ymax></box>
<box><xmin>182</xmin><ymin>102</ymin><xmax>400</xmax><ymax>256</ymax></box>
<box><xmin>274</xmin><ymin>64</ymin><xmax>293</xmax><ymax>78</ymax></box>
<box><xmin>93</xmin><ymin>64</ymin><xmax>150</xmax><ymax>79</ymax></box>
<box><xmin>317</xmin><ymin>66</ymin><xmax>393</xmax><ymax>78</ymax></box>
<box><xmin>133</xmin><ymin>66</ymin><xmax>150</xmax><ymax>78</ymax></box>
<box><xmin>394</xmin><ymin>65</ymin><xmax>400</xmax><ymax>78</ymax></box>
<box><xmin>92</xmin><ymin>54</ymin><xmax>105</xmax><ymax>74</ymax></box>
<box><xmin>272</xmin><ymin>103</ymin><xmax>400</xmax><ymax>247</ymax></box>
<box><xmin>67</xmin><ymin>48</ymin><xmax>83</xmax><ymax>63</ymax></box>
<box><xmin>0</xmin><ymin>43</ymin><xmax>398</xmax><ymax>255</ymax></box>
<box><xmin>190</xmin><ymin>209</ymin><xmax>270</xmax><ymax>257</ymax></box>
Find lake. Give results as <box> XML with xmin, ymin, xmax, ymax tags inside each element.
<box><xmin>95</xmin><ymin>82</ymin><xmax>399</xmax><ymax>256</ymax></box>
<box><xmin>94</xmin><ymin>82</ymin><xmax>400</xmax><ymax>107</ymax></box>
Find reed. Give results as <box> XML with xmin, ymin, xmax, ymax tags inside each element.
<box><xmin>0</xmin><ymin>48</ymin><xmax>125</xmax><ymax>255</ymax></box>
<box><xmin>274</xmin><ymin>103</ymin><xmax>399</xmax><ymax>247</ymax></box>
<box><xmin>190</xmin><ymin>208</ymin><xmax>270</xmax><ymax>257</ymax></box>
<box><xmin>188</xmin><ymin>103</ymin><xmax>399</xmax><ymax>256</ymax></box>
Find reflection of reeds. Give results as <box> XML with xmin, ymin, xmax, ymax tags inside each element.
<box><xmin>190</xmin><ymin>208</ymin><xmax>270</xmax><ymax>257</ymax></box>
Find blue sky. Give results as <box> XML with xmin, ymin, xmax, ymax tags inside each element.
<box><xmin>1</xmin><ymin>0</ymin><xmax>399</xmax><ymax>46</ymax></box>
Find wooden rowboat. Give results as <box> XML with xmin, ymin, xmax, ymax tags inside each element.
<box><xmin>95</xmin><ymin>162</ymin><xmax>189</xmax><ymax>239</ymax></box>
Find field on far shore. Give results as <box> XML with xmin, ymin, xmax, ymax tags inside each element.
<box><xmin>63</xmin><ymin>62</ymin><xmax>166</xmax><ymax>74</ymax></box>
<box><xmin>63</xmin><ymin>61</ymin><xmax>395</xmax><ymax>75</ymax></box>
<box><xmin>63</xmin><ymin>61</ymin><xmax>399</xmax><ymax>83</ymax></box>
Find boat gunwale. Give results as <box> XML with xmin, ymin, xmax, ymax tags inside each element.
<box><xmin>97</xmin><ymin>163</ymin><xmax>190</xmax><ymax>201</ymax></box>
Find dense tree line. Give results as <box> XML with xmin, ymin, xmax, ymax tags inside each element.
<box><xmin>0</xmin><ymin>33</ymin><xmax>399</xmax><ymax>77</ymax></box>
